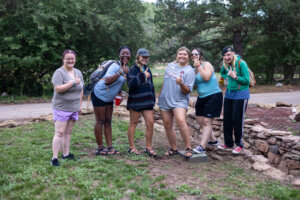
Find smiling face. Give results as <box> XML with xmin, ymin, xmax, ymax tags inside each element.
<box><xmin>137</xmin><ymin>55</ymin><xmax>149</xmax><ymax>66</ymax></box>
<box><xmin>223</xmin><ymin>51</ymin><xmax>235</xmax><ymax>64</ymax></box>
<box><xmin>119</xmin><ymin>48</ymin><xmax>131</xmax><ymax>65</ymax></box>
<box><xmin>176</xmin><ymin>50</ymin><xmax>190</xmax><ymax>66</ymax></box>
<box><xmin>63</xmin><ymin>53</ymin><xmax>76</xmax><ymax>69</ymax></box>
<box><xmin>191</xmin><ymin>49</ymin><xmax>200</xmax><ymax>62</ymax></box>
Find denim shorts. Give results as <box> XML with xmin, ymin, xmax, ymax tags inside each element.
<box><xmin>53</xmin><ymin>109</ymin><xmax>79</xmax><ymax>122</ymax></box>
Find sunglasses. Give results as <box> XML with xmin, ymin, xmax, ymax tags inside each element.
<box><xmin>191</xmin><ymin>53</ymin><xmax>199</xmax><ymax>56</ymax></box>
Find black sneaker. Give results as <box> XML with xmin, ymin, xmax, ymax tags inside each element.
<box><xmin>51</xmin><ymin>158</ymin><xmax>60</xmax><ymax>166</ymax></box>
<box><xmin>61</xmin><ymin>153</ymin><xmax>76</xmax><ymax>159</ymax></box>
<box><xmin>207</xmin><ymin>141</ymin><xmax>219</xmax><ymax>146</ymax></box>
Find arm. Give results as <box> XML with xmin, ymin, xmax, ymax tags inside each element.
<box><xmin>179</xmin><ymin>82</ymin><xmax>190</xmax><ymax>95</ymax></box>
<box><xmin>197</xmin><ymin>62</ymin><xmax>214</xmax><ymax>81</ymax></box>
<box><xmin>220</xmin><ymin>66</ymin><xmax>228</xmax><ymax>79</ymax></box>
<box><xmin>105</xmin><ymin>62</ymin><xmax>128</xmax><ymax>85</ymax></box>
<box><xmin>127</xmin><ymin>67</ymin><xmax>146</xmax><ymax>89</ymax></box>
<box><xmin>236</xmin><ymin>61</ymin><xmax>250</xmax><ymax>85</ymax></box>
<box><xmin>54</xmin><ymin>73</ymin><xmax>81</xmax><ymax>94</ymax></box>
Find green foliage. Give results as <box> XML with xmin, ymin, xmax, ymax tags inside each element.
<box><xmin>0</xmin><ymin>0</ymin><xmax>145</xmax><ymax>96</ymax></box>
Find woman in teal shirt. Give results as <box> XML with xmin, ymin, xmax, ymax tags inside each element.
<box><xmin>192</xmin><ymin>48</ymin><xmax>223</xmax><ymax>154</ymax></box>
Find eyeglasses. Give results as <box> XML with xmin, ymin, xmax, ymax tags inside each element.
<box><xmin>191</xmin><ymin>53</ymin><xmax>199</xmax><ymax>56</ymax></box>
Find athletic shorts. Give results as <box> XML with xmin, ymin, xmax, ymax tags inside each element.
<box><xmin>195</xmin><ymin>92</ymin><xmax>223</xmax><ymax>118</ymax></box>
<box><xmin>128</xmin><ymin>107</ymin><xmax>153</xmax><ymax>112</ymax></box>
<box><xmin>91</xmin><ymin>92</ymin><xmax>113</xmax><ymax>107</ymax></box>
<box><xmin>53</xmin><ymin>109</ymin><xmax>79</xmax><ymax>122</ymax></box>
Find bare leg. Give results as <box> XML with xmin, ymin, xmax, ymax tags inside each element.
<box><xmin>62</xmin><ymin>119</ymin><xmax>75</xmax><ymax>156</ymax></box>
<box><xmin>104</xmin><ymin>104</ymin><xmax>113</xmax><ymax>147</ymax></box>
<box><xmin>173</xmin><ymin>108</ymin><xmax>191</xmax><ymax>149</ymax></box>
<box><xmin>160</xmin><ymin>110</ymin><xmax>177</xmax><ymax>152</ymax></box>
<box><xmin>52</xmin><ymin>121</ymin><xmax>67</xmax><ymax>158</ymax></box>
<box><xmin>93</xmin><ymin>106</ymin><xmax>106</xmax><ymax>149</ymax></box>
<box><xmin>199</xmin><ymin>117</ymin><xmax>214</xmax><ymax>148</ymax></box>
<box><xmin>142</xmin><ymin>110</ymin><xmax>154</xmax><ymax>150</ymax></box>
<box><xmin>127</xmin><ymin>109</ymin><xmax>141</xmax><ymax>150</ymax></box>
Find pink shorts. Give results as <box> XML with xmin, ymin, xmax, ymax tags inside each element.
<box><xmin>53</xmin><ymin>109</ymin><xmax>79</xmax><ymax>122</ymax></box>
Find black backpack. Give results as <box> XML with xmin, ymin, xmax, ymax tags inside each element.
<box><xmin>83</xmin><ymin>60</ymin><xmax>120</xmax><ymax>96</ymax></box>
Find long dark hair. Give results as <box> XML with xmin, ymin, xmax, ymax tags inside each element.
<box><xmin>193</xmin><ymin>48</ymin><xmax>204</xmax><ymax>61</ymax></box>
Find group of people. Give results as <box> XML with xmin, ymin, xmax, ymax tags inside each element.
<box><xmin>50</xmin><ymin>45</ymin><xmax>250</xmax><ymax>167</ymax></box>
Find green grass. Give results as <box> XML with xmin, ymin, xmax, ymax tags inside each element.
<box><xmin>0</xmin><ymin>115</ymin><xmax>299</xmax><ymax>200</ymax></box>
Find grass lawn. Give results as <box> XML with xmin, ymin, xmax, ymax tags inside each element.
<box><xmin>1</xmin><ymin>114</ymin><xmax>299</xmax><ymax>200</ymax></box>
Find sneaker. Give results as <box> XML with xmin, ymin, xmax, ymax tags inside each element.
<box><xmin>207</xmin><ymin>140</ymin><xmax>219</xmax><ymax>146</ymax></box>
<box><xmin>62</xmin><ymin>153</ymin><xmax>76</xmax><ymax>159</ymax></box>
<box><xmin>193</xmin><ymin>145</ymin><xmax>206</xmax><ymax>154</ymax></box>
<box><xmin>232</xmin><ymin>146</ymin><xmax>243</xmax><ymax>154</ymax></box>
<box><xmin>51</xmin><ymin>158</ymin><xmax>60</xmax><ymax>166</ymax></box>
<box><xmin>217</xmin><ymin>144</ymin><xmax>230</xmax><ymax>150</ymax></box>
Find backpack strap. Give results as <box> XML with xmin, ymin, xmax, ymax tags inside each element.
<box><xmin>238</xmin><ymin>59</ymin><xmax>242</xmax><ymax>69</ymax></box>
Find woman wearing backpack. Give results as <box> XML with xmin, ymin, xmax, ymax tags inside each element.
<box><xmin>191</xmin><ymin>48</ymin><xmax>223</xmax><ymax>154</ymax></box>
<box><xmin>218</xmin><ymin>46</ymin><xmax>250</xmax><ymax>154</ymax></box>
<box><xmin>126</xmin><ymin>48</ymin><xmax>156</xmax><ymax>156</ymax></box>
<box><xmin>91</xmin><ymin>46</ymin><xmax>131</xmax><ymax>155</ymax></box>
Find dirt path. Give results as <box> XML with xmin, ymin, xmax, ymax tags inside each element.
<box><xmin>1</xmin><ymin>91</ymin><xmax>299</xmax><ymax>122</ymax></box>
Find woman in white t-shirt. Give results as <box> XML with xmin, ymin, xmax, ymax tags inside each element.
<box><xmin>158</xmin><ymin>46</ymin><xmax>195</xmax><ymax>158</ymax></box>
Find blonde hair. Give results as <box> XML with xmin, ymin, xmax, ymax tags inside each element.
<box><xmin>223</xmin><ymin>54</ymin><xmax>237</xmax><ymax>69</ymax></box>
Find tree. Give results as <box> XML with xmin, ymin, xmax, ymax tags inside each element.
<box><xmin>0</xmin><ymin>0</ymin><xmax>145</xmax><ymax>95</ymax></box>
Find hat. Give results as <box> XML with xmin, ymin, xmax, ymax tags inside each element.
<box><xmin>221</xmin><ymin>46</ymin><xmax>234</xmax><ymax>56</ymax></box>
<box><xmin>136</xmin><ymin>48</ymin><xmax>150</xmax><ymax>57</ymax></box>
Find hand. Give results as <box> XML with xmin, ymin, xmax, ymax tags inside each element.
<box><xmin>176</xmin><ymin>74</ymin><xmax>183</xmax><ymax>85</ymax></box>
<box><xmin>193</xmin><ymin>60</ymin><xmax>201</xmax><ymax>68</ymax></box>
<box><xmin>144</xmin><ymin>68</ymin><xmax>150</xmax><ymax>79</ymax></box>
<box><xmin>227</xmin><ymin>70</ymin><xmax>237</xmax><ymax>79</ymax></box>
<box><xmin>74</xmin><ymin>76</ymin><xmax>81</xmax><ymax>85</ymax></box>
<box><xmin>120</xmin><ymin>62</ymin><xmax>129</xmax><ymax>75</ymax></box>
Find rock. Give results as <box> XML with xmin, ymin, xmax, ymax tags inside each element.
<box><xmin>290</xmin><ymin>170</ymin><xmax>300</xmax><ymax>176</ymax></box>
<box><xmin>276</xmin><ymin>83</ymin><xmax>283</xmax><ymax>87</ymax></box>
<box><xmin>260</xmin><ymin>122</ymin><xmax>269</xmax><ymax>127</ymax></box>
<box><xmin>268</xmin><ymin>151</ymin><xmax>281</xmax><ymax>164</ymax></box>
<box><xmin>279</xmin><ymin>160</ymin><xmax>289</xmax><ymax>174</ymax></box>
<box><xmin>243</xmin><ymin>141</ymin><xmax>250</xmax><ymax>149</ymax></box>
<box><xmin>244</xmin><ymin>133</ymin><xmax>250</xmax><ymax>139</ymax></box>
<box><xmin>153</xmin><ymin>73</ymin><xmax>160</xmax><ymax>77</ymax></box>
<box><xmin>292</xmin><ymin>150</ymin><xmax>300</xmax><ymax>156</ymax></box>
<box><xmin>276</xmin><ymin>102</ymin><xmax>292</xmax><ymax>107</ymax></box>
<box><xmin>281</xmin><ymin>135</ymin><xmax>300</xmax><ymax>143</ymax></box>
<box><xmin>264</xmin><ymin>168</ymin><xmax>286</xmax><ymax>180</ymax></box>
<box><xmin>156</xmin><ymin>119</ymin><xmax>164</xmax><ymax>125</ymax></box>
<box><xmin>264</xmin><ymin>129</ymin><xmax>292</xmax><ymax>136</ymax></box>
<box><xmin>283</xmin><ymin>153</ymin><xmax>300</xmax><ymax>161</ymax></box>
<box><xmin>255</xmin><ymin>140</ymin><xmax>269</xmax><ymax>153</ymax></box>
<box><xmin>286</xmin><ymin>159</ymin><xmax>300</xmax><ymax>170</ymax></box>
<box><xmin>244</xmin><ymin>118</ymin><xmax>259</xmax><ymax>125</ymax></box>
<box><xmin>267</xmin><ymin>137</ymin><xmax>277</xmax><ymax>145</ymax></box>
<box><xmin>269</xmin><ymin>145</ymin><xmax>280</xmax><ymax>154</ymax></box>
<box><xmin>0</xmin><ymin>120</ymin><xmax>20</xmax><ymax>128</ymax></box>
<box><xmin>214</xmin><ymin>131</ymin><xmax>221</xmax><ymax>137</ymax></box>
<box><xmin>81</xmin><ymin>108</ymin><xmax>94</xmax><ymax>115</ymax></box>
<box><xmin>248</xmin><ymin>138</ymin><xmax>255</xmax><ymax>145</ymax></box>
<box><xmin>212</xmin><ymin>120</ymin><xmax>223</xmax><ymax>126</ymax></box>
<box><xmin>251</xmin><ymin>125</ymin><xmax>265</xmax><ymax>133</ymax></box>
<box><xmin>257</xmin><ymin>132</ymin><xmax>267</xmax><ymax>139</ymax></box>
<box><xmin>252</xmin><ymin>162</ymin><xmax>271</xmax><ymax>172</ymax></box>
<box><xmin>189</xmin><ymin>127</ymin><xmax>195</xmax><ymax>137</ymax></box>
<box><xmin>1</xmin><ymin>92</ymin><xmax>8</xmax><ymax>96</ymax></box>
<box><xmin>251</xmin><ymin>155</ymin><xmax>269</xmax><ymax>163</ymax></box>
<box><xmin>210</xmin><ymin>153</ymin><xmax>224</xmax><ymax>161</ymax></box>
<box><xmin>292</xmin><ymin>178</ymin><xmax>300</xmax><ymax>187</ymax></box>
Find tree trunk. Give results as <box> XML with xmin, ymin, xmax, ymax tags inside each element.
<box><xmin>283</xmin><ymin>62</ymin><xmax>296</xmax><ymax>85</ymax></box>
<box><xmin>232</xmin><ymin>0</ymin><xmax>243</xmax><ymax>57</ymax></box>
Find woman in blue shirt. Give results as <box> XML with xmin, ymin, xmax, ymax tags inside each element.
<box><xmin>91</xmin><ymin>46</ymin><xmax>131</xmax><ymax>155</ymax></box>
<box><xmin>191</xmin><ymin>48</ymin><xmax>223</xmax><ymax>154</ymax></box>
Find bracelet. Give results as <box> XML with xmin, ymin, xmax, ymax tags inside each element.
<box><xmin>73</xmin><ymin>81</ymin><xmax>76</xmax><ymax>87</ymax></box>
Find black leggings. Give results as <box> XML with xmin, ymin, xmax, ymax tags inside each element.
<box><xmin>223</xmin><ymin>98</ymin><xmax>248</xmax><ymax>148</ymax></box>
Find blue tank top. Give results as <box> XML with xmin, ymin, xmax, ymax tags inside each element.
<box><xmin>194</xmin><ymin>64</ymin><xmax>221</xmax><ymax>98</ymax></box>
